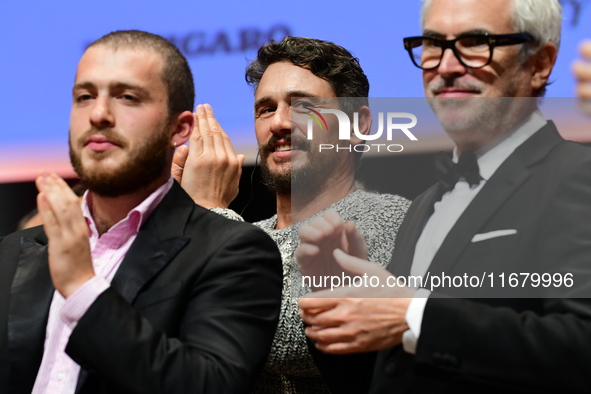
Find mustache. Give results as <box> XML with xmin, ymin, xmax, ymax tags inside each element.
<box><xmin>76</xmin><ymin>127</ymin><xmax>128</xmax><ymax>148</ymax></box>
<box><xmin>260</xmin><ymin>134</ymin><xmax>311</xmax><ymax>154</ymax></box>
<box><xmin>429</xmin><ymin>78</ymin><xmax>483</xmax><ymax>93</ymax></box>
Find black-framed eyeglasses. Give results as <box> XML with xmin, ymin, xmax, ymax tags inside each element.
<box><xmin>403</xmin><ymin>33</ymin><xmax>534</xmax><ymax>70</ymax></box>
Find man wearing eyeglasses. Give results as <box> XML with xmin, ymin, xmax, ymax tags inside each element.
<box><xmin>297</xmin><ymin>0</ymin><xmax>591</xmax><ymax>392</ymax></box>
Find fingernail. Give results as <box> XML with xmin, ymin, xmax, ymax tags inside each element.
<box><xmin>196</xmin><ymin>105</ymin><xmax>204</xmax><ymax>114</ymax></box>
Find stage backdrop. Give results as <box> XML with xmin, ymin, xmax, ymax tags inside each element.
<box><xmin>1</xmin><ymin>0</ymin><xmax>590</xmax><ymax>183</ymax></box>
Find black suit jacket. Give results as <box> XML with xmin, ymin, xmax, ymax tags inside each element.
<box><xmin>369</xmin><ymin>122</ymin><xmax>591</xmax><ymax>393</ymax></box>
<box><xmin>0</xmin><ymin>181</ymin><xmax>283</xmax><ymax>394</ymax></box>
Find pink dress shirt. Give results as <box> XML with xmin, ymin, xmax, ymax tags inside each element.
<box><xmin>31</xmin><ymin>177</ymin><xmax>173</xmax><ymax>394</ymax></box>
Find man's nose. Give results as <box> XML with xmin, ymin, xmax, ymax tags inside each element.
<box><xmin>89</xmin><ymin>96</ymin><xmax>115</xmax><ymax>128</ymax></box>
<box><xmin>270</xmin><ymin>106</ymin><xmax>291</xmax><ymax>136</ymax></box>
<box><xmin>437</xmin><ymin>48</ymin><xmax>468</xmax><ymax>77</ymax></box>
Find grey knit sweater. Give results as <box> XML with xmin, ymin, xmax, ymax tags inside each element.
<box><xmin>214</xmin><ymin>190</ymin><xmax>410</xmax><ymax>393</ymax></box>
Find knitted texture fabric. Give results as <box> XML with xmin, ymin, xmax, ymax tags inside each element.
<box><xmin>250</xmin><ymin>190</ymin><xmax>410</xmax><ymax>394</ymax></box>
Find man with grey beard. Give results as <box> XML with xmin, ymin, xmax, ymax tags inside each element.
<box><xmin>172</xmin><ymin>36</ymin><xmax>410</xmax><ymax>393</ymax></box>
<box><xmin>297</xmin><ymin>0</ymin><xmax>591</xmax><ymax>392</ymax></box>
<box><xmin>0</xmin><ymin>30</ymin><xmax>282</xmax><ymax>394</ymax></box>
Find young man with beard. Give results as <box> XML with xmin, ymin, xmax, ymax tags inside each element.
<box><xmin>297</xmin><ymin>0</ymin><xmax>591</xmax><ymax>392</ymax></box>
<box><xmin>0</xmin><ymin>30</ymin><xmax>283</xmax><ymax>394</ymax></box>
<box><xmin>172</xmin><ymin>37</ymin><xmax>410</xmax><ymax>393</ymax></box>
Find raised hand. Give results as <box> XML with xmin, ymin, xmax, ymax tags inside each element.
<box><xmin>172</xmin><ymin>104</ymin><xmax>245</xmax><ymax>208</ymax></box>
<box><xmin>36</xmin><ymin>172</ymin><xmax>94</xmax><ymax>298</ymax></box>
<box><xmin>299</xmin><ymin>249</ymin><xmax>414</xmax><ymax>354</ymax></box>
<box><xmin>295</xmin><ymin>210</ymin><xmax>368</xmax><ymax>290</ymax></box>
<box><xmin>573</xmin><ymin>39</ymin><xmax>591</xmax><ymax>98</ymax></box>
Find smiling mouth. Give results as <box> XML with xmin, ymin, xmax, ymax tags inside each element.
<box><xmin>263</xmin><ymin>135</ymin><xmax>310</xmax><ymax>158</ymax></box>
<box><xmin>435</xmin><ymin>89</ymin><xmax>479</xmax><ymax>96</ymax></box>
<box><xmin>275</xmin><ymin>144</ymin><xmax>292</xmax><ymax>152</ymax></box>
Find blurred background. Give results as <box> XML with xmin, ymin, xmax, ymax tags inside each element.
<box><xmin>1</xmin><ymin>0</ymin><xmax>590</xmax><ymax>235</ymax></box>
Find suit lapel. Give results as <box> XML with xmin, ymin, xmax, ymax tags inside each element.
<box><xmin>389</xmin><ymin>183</ymin><xmax>446</xmax><ymax>277</ymax></box>
<box><xmin>110</xmin><ymin>229</ymin><xmax>189</xmax><ymax>305</ymax></box>
<box><xmin>75</xmin><ymin>182</ymin><xmax>193</xmax><ymax>392</ymax></box>
<box><xmin>426</xmin><ymin>158</ymin><xmax>531</xmax><ymax>275</ymax></box>
<box><xmin>426</xmin><ymin>121</ymin><xmax>563</xmax><ymax>275</ymax></box>
<box><xmin>110</xmin><ymin>181</ymin><xmax>192</xmax><ymax>305</ymax></box>
<box><xmin>8</xmin><ymin>232</ymin><xmax>55</xmax><ymax>392</ymax></box>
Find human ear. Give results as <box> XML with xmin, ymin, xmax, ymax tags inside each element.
<box><xmin>531</xmin><ymin>42</ymin><xmax>558</xmax><ymax>94</ymax></box>
<box><xmin>350</xmin><ymin>106</ymin><xmax>372</xmax><ymax>145</ymax></box>
<box><xmin>170</xmin><ymin>110</ymin><xmax>194</xmax><ymax>147</ymax></box>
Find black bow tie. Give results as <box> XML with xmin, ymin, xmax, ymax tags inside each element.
<box><xmin>434</xmin><ymin>151</ymin><xmax>483</xmax><ymax>191</ymax></box>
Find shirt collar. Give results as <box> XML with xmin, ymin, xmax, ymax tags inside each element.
<box><xmin>452</xmin><ymin>109</ymin><xmax>547</xmax><ymax>181</ymax></box>
<box><xmin>82</xmin><ymin>177</ymin><xmax>174</xmax><ymax>238</ymax></box>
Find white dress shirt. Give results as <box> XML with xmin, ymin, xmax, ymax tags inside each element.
<box><xmin>402</xmin><ymin>110</ymin><xmax>547</xmax><ymax>354</ymax></box>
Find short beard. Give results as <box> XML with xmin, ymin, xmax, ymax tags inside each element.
<box><xmin>260</xmin><ymin>159</ymin><xmax>333</xmax><ymax>198</ymax></box>
<box><xmin>69</xmin><ymin>125</ymin><xmax>170</xmax><ymax>198</ymax></box>
<box><xmin>259</xmin><ymin>134</ymin><xmax>342</xmax><ymax>199</ymax></box>
<box><xmin>427</xmin><ymin>68</ymin><xmax>533</xmax><ymax>137</ymax></box>
<box><xmin>428</xmin><ymin>96</ymin><xmax>535</xmax><ymax>142</ymax></box>
<box><xmin>260</xmin><ymin>159</ymin><xmax>291</xmax><ymax>195</ymax></box>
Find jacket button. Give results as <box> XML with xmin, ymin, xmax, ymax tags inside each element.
<box><xmin>384</xmin><ymin>362</ymin><xmax>397</xmax><ymax>376</ymax></box>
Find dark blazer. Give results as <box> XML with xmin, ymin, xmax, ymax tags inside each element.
<box><xmin>0</xmin><ymin>181</ymin><xmax>283</xmax><ymax>394</ymax></box>
<box><xmin>369</xmin><ymin>122</ymin><xmax>591</xmax><ymax>393</ymax></box>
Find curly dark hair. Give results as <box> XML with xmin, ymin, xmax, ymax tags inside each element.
<box><xmin>88</xmin><ymin>30</ymin><xmax>195</xmax><ymax>120</ymax></box>
<box><xmin>245</xmin><ymin>36</ymin><xmax>369</xmax><ymax>115</ymax></box>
